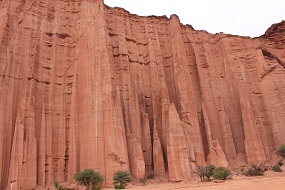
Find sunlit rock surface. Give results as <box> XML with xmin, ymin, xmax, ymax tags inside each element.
<box><xmin>0</xmin><ymin>0</ymin><xmax>285</xmax><ymax>188</ymax></box>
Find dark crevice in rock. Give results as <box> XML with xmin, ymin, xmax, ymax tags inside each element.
<box><xmin>56</xmin><ymin>33</ymin><xmax>70</xmax><ymax>39</ymax></box>
<box><xmin>262</xmin><ymin>49</ymin><xmax>285</xmax><ymax>69</ymax></box>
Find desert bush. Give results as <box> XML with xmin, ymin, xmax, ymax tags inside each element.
<box><xmin>195</xmin><ymin>165</ymin><xmax>216</xmax><ymax>181</ymax></box>
<box><xmin>243</xmin><ymin>164</ymin><xmax>264</xmax><ymax>176</ymax></box>
<box><xmin>54</xmin><ymin>182</ymin><xmax>66</xmax><ymax>190</ymax></box>
<box><xmin>205</xmin><ymin>165</ymin><xmax>216</xmax><ymax>181</ymax></box>
<box><xmin>113</xmin><ymin>170</ymin><xmax>132</xmax><ymax>189</ymax></box>
<box><xmin>74</xmin><ymin>169</ymin><xmax>104</xmax><ymax>190</ymax></box>
<box><xmin>276</xmin><ymin>144</ymin><xmax>285</xmax><ymax>159</ymax></box>
<box><xmin>195</xmin><ymin>165</ymin><xmax>206</xmax><ymax>181</ymax></box>
<box><xmin>213</xmin><ymin>167</ymin><xmax>231</xmax><ymax>180</ymax></box>
<box><xmin>272</xmin><ymin>164</ymin><xmax>282</xmax><ymax>172</ymax></box>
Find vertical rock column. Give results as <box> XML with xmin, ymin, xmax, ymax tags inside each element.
<box><xmin>76</xmin><ymin>0</ymin><xmax>130</xmax><ymax>185</ymax></box>
<box><xmin>239</xmin><ymin>85</ymin><xmax>266</xmax><ymax>164</ymax></box>
<box><xmin>167</xmin><ymin>104</ymin><xmax>192</xmax><ymax>181</ymax></box>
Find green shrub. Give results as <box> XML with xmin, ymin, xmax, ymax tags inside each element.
<box><xmin>213</xmin><ymin>167</ymin><xmax>231</xmax><ymax>180</ymax></box>
<box><xmin>54</xmin><ymin>182</ymin><xmax>66</xmax><ymax>190</ymax></box>
<box><xmin>205</xmin><ymin>165</ymin><xmax>216</xmax><ymax>181</ymax></box>
<box><xmin>73</xmin><ymin>169</ymin><xmax>104</xmax><ymax>190</ymax></box>
<box><xmin>113</xmin><ymin>170</ymin><xmax>132</xmax><ymax>189</ymax></box>
<box><xmin>276</xmin><ymin>144</ymin><xmax>285</xmax><ymax>159</ymax></box>
<box><xmin>272</xmin><ymin>164</ymin><xmax>282</xmax><ymax>172</ymax></box>
<box><xmin>243</xmin><ymin>164</ymin><xmax>264</xmax><ymax>176</ymax></box>
<box><xmin>195</xmin><ymin>165</ymin><xmax>216</xmax><ymax>181</ymax></box>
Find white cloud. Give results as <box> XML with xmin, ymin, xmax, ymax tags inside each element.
<box><xmin>104</xmin><ymin>0</ymin><xmax>285</xmax><ymax>37</ymax></box>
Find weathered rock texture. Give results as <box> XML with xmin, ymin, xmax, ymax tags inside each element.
<box><xmin>0</xmin><ymin>0</ymin><xmax>285</xmax><ymax>188</ymax></box>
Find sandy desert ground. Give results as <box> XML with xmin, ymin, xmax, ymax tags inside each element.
<box><xmin>104</xmin><ymin>170</ymin><xmax>285</xmax><ymax>190</ymax></box>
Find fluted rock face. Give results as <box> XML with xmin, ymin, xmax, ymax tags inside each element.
<box><xmin>0</xmin><ymin>0</ymin><xmax>285</xmax><ymax>188</ymax></box>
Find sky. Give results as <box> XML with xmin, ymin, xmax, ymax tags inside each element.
<box><xmin>104</xmin><ymin>0</ymin><xmax>285</xmax><ymax>37</ymax></box>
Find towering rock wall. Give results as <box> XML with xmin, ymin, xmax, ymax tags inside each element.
<box><xmin>0</xmin><ymin>0</ymin><xmax>285</xmax><ymax>188</ymax></box>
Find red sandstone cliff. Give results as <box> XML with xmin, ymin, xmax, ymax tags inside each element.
<box><xmin>0</xmin><ymin>0</ymin><xmax>285</xmax><ymax>188</ymax></box>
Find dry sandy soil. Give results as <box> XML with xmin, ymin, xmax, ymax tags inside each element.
<box><xmin>105</xmin><ymin>170</ymin><xmax>285</xmax><ymax>190</ymax></box>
